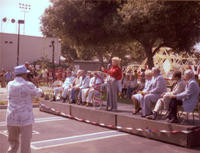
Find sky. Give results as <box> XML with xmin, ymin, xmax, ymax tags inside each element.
<box><xmin>0</xmin><ymin>0</ymin><xmax>51</xmax><ymax>37</ymax></box>
<box><xmin>1</xmin><ymin>0</ymin><xmax>200</xmax><ymax>51</ymax></box>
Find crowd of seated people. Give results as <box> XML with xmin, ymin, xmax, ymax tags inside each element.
<box><xmin>147</xmin><ymin>70</ymin><xmax>186</xmax><ymax>121</ymax></box>
<box><xmin>49</xmin><ymin>62</ymin><xmax>200</xmax><ymax>123</ymax></box>
<box><xmin>51</xmin><ymin>69</ymin><xmax>106</xmax><ymax>108</ymax></box>
<box><xmin>132</xmin><ymin>67</ymin><xmax>200</xmax><ymax>123</ymax></box>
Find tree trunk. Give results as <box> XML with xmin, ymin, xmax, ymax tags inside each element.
<box><xmin>144</xmin><ymin>45</ymin><xmax>154</xmax><ymax>69</ymax></box>
<box><xmin>97</xmin><ymin>52</ymin><xmax>104</xmax><ymax>67</ymax></box>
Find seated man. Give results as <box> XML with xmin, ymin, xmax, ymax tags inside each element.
<box><xmin>68</xmin><ymin>70</ymin><xmax>82</xmax><ymax>103</ymax></box>
<box><xmin>141</xmin><ymin>67</ymin><xmax>167</xmax><ymax>117</ymax></box>
<box><xmin>167</xmin><ymin>69</ymin><xmax>200</xmax><ymax>123</ymax></box>
<box><xmin>70</xmin><ymin>70</ymin><xmax>90</xmax><ymax>104</ymax></box>
<box><xmin>51</xmin><ymin>80</ymin><xmax>63</xmax><ymax>101</ymax></box>
<box><xmin>77</xmin><ymin>70</ymin><xmax>90</xmax><ymax>104</ymax></box>
<box><xmin>81</xmin><ymin>71</ymin><xmax>94</xmax><ymax>104</ymax></box>
<box><xmin>147</xmin><ymin>70</ymin><xmax>186</xmax><ymax>120</ymax></box>
<box><xmin>132</xmin><ymin>70</ymin><xmax>153</xmax><ymax>114</ymax></box>
<box><xmin>61</xmin><ymin>71</ymin><xmax>76</xmax><ymax>102</ymax></box>
<box><xmin>82</xmin><ymin>71</ymin><xmax>103</xmax><ymax>106</ymax></box>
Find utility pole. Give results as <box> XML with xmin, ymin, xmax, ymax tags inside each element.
<box><xmin>17</xmin><ymin>20</ymin><xmax>24</xmax><ymax>65</ymax></box>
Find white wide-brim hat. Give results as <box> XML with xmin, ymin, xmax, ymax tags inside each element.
<box><xmin>14</xmin><ymin>65</ymin><xmax>30</xmax><ymax>75</ymax></box>
<box><xmin>112</xmin><ymin>57</ymin><xmax>121</xmax><ymax>62</ymax></box>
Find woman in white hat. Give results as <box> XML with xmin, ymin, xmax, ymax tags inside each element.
<box><xmin>101</xmin><ymin>57</ymin><xmax>122</xmax><ymax>111</ymax></box>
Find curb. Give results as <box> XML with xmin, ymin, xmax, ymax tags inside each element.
<box><xmin>39</xmin><ymin>101</ymin><xmax>200</xmax><ymax>148</ymax></box>
<box><xmin>0</xmin><ymin>104</ymin><xmax>40</xmax><ymax>109</ymax></box>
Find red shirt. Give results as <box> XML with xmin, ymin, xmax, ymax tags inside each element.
<box><xmin>104</xmin><ymin>65</ymin><xmax>122</xmax><ymax>80</ymax></box>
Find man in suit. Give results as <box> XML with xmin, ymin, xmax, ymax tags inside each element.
<box><xmin>141</xmin><ymin>67</ymin><xmax>167</xmax><ymax>117</ymax></box>
<box><xmin>168</xmin><ymin>69</ymin><xmax>200</xmax><ymax>123</ymax></box>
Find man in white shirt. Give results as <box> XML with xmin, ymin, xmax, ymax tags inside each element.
<box><xmin>82</xmin><ymin>71</ymin><xmax>103</xmax><ymax>106</ymax></box>
<box><xmin>6</xmin><ymin>65</ymin><xmax>43</xmax><ymax>153</ymax></box>
<box><xmin>68</xmin><ymin>70</ymin><xmax>83</xmax><ymax>103</ymax></box>
<box><xmin>76</xmin><ymin>70</ymin><xmax>90</xmax><ymax>104</ymax></box>
<box><xmin>52</xmin><ymin>70</ymin><xmax>75</xmax><ymax>102</ymax></box>
<box><xmin>61</xmin><ymin>71</ymin><xmax>76</xmax><ymax>102</ymax></box>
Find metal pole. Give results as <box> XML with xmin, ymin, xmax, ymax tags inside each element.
<box><xmin>19</xmin><ymin>3</ymin><xmax>31</xmax><ymax>35</ymax></box>
<box><xmin>17</xmin><ymin>20</ymin><xmax>24</xmax><ymax>66</ymax></box>
<box><xmin>23</xmin><ymin>12</ymin><xmax>25</xmax><ymax>35</ymax></box>
<box><xmin>51</xmin><ymin>40</ymin><xmax>55</xmax><ymax>80</ymax></box>
<box><xmin>17</xmin><ymin>22</ymin><xmax>20</xmax><ymax>66</ymax></box>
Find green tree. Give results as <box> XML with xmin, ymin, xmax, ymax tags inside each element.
<box><xmin>119</xmin><ymin>0</ymin><xmax>200</xmax><ymax>68</ymax></box>
<box><xmin>41</xmin><ymin>0</ymin><xmax>124</xmax><ymax>61</ymax></box>
<box><xmin>41</xmin><ymin>0</ymin><xmax>200</xmax><ymax>68</ymax></box>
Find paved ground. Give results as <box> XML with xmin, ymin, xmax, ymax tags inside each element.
<box><xmin>0</xmin><ymin>87</ymin><xmax>7</xmax><ymax>101</ymax></box>
<box><xmin>0</xmin><ymin>108</ymin><xmax>200</xmax><ymax>153</ymax></box>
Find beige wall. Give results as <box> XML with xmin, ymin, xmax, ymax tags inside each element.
<box><xmin>0</xmin><ymin>33</ymin><xmax>61</xmax><ymax>71</ymax></box>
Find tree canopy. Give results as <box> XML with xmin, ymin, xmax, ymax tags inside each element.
<box><xmin>119</xmin><ymin>0</ymin><xmax>200</xmax><ymax>67</ymax></box>
<box><xmin>41</xmin><ymin>0</ymin><xmax>124</xmax><ymax>46</ymax></box>
<box><xmin>41</xmin><ymin>0</ymin><xmax>200</xmax><ymax>68</ymax></box>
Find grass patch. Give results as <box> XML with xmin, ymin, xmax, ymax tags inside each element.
<box><xmin>32</xmin><ymin>97</ymin><xmax>41</xmax><ymax>103</ymax></box>
<box><xmin>0</xmin><ymin>99</ymin><xmax>40</xmax><ymax>105</ymax></box>
<box><xmin>118</xmin><ymin>96</ymin><xmax>132</xmax><ymax>105</ymax></box>
<box><xmin>0</xmin><ymin>100</ymin><xmax>7</xmax><ymax>105</ymax></box>
<box><xmin>102</xmin><ymin>92</ymin><xmax>132</xmax><ymax>105</ymax></box>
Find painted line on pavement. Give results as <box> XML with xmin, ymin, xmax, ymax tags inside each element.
<box><xmin>31</xmin><ymin>130</ymin><xmax>128</xmax><ymax>150</ymax></box>
<box><xmin>0</xmin><ymin>116</ymin><xmax>68</xmax><ymax>127</ymax></box>
<box><xmin>0</xmin><ymin>130</ymin><xmax>40</xmax><ymax>137</ymax></box>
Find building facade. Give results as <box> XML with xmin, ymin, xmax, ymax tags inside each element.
<box><xmin>73</xmin><ymin>60</ymin><xmax>108</xmax><ymax>71</ymax></box>
<box><xmin>0</xmin><ymin>32</ymin><xmax>61</xmax><ymax>70</ymax></box>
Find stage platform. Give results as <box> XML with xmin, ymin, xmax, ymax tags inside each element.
<box><xmin>39</xmin><ymin>100</ymin><xmax>200</xmax><ymax>148</ymax></box>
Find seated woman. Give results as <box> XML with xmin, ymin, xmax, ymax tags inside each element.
<box><xmin>147</xmin><ymin>70</ymin><xmax>186</xmax><ymax>120</ymax></box>
<box><xmin>132</xmin><ymin>70</ymin><xmax>153</xmax><ymax>114</ymax></box>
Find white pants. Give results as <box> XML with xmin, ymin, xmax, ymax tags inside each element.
<box><xmin>54</xmin><ymin>87</ymin><xmax>63</xmax><ymax>97</ymax></box>
<box><xmin>153</xmin><ymin>93</ymin><xmax>171</xmax><ymax>112</ymax></box>
<box><xmin>81</xmin><ymin>88</ymin><xmax>89</xmax><ymax>102</ymax></box>
<box><xmin>7</xmin><ymin>124</ymin><xmax>32</xmax><ymax>153</ymax></box>
<box><xmin>86</xmin><ymin>88</ymin><xmax>95</xmax><ymax>103</ymax></box>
